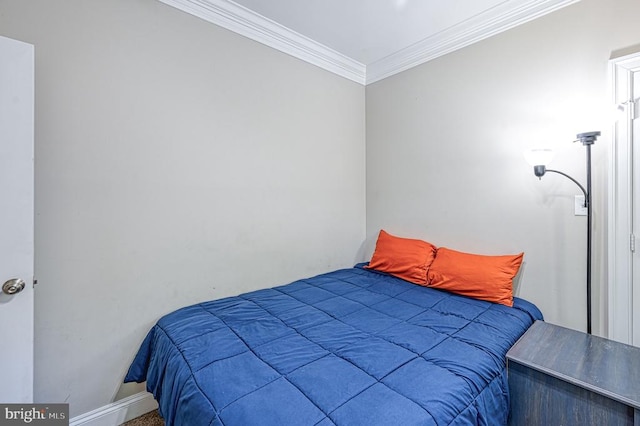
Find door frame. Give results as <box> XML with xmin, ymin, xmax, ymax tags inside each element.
<box><xmin>608</xmin><ymin>52</ymin><xmax>640</xmax><ymax>345</ymax></box>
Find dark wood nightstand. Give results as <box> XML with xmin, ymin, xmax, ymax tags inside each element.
<box><xmin>506</xmin><ymin>320</ymin><xmax>640</xmax><ymax>426</ymax></box>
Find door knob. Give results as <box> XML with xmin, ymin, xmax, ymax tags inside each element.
<box><xmin>2</xmin><ymin>279</ymin><xmax>26</xmax><ymax>295</ymax></box>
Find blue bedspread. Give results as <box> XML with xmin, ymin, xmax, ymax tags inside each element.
<box><xmin>125</xmin><ymin>265</ymin><xmax>542</xmax><ymax>425</ymax></box>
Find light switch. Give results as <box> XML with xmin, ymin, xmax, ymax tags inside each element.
<box><xmin>575</xmin><ymin>195</ymin><xmax>587</xmax><ymax>216</ymax></box>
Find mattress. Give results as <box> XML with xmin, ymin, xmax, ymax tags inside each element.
<box><xmin>125</xmin><ymin>264</ymin><xmax>542</xmax><ymax>425</ymax></box>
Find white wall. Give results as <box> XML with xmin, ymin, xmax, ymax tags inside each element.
<box><xmin>0</xmin><ymin>0</ymin><xmax>365</xmax><ymax>417</ymax></box>
<box><xmin>366</xmin><ymin>0</ymin><xmax>640</xmax><ymax>335</ymax></box>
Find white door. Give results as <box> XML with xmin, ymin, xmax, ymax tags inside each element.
<box><xmin>609</xmin><ymin>52</ymin><xmax>640</xmax><ymax>346</ymax></box>
<box><xmin>0</xmin><ymin>35</ymin><xmax>35</xmax><ymax>402</ymax></box>
<box><xmin>633</xmin><ymin>70</ymin><xmax>640</xmax><ymax>346</ymax></box>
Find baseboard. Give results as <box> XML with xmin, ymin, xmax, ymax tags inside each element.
<box><xmin>69</xmin><ymin>392</ymin><xmax>158</xmax><ymax>426</ymax></box>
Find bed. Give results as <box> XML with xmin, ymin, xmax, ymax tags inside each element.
<box><xmin>125</xmin><ymin>263</ymin><xmax>542</xmax><ymax>426</ymax></box>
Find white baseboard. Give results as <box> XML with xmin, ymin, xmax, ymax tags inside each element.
<box><xmin>69</xmin><ymin>392</ymin><xmax>158</xmax><ymax>426</ymax></box>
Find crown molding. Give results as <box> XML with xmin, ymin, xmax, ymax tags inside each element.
<box><xmin>158</xmin><ymin>0</ymin><xmax>366</xmax><ymax>84</ymax></box>
<box><xmin>365</xmin><ymin>0</ymin><xmax>581</xmax><ymax>84</ymax></box>
<box><xmin>159</xmin><ymin>0</ymin><xmax>580</xmax><ymax>86</ymax></box>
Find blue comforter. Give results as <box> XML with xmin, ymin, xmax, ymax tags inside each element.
<box><xmin>125</xmin><ymin>265</ymin><xmax>542</xmax><ymax>425</ymax></box>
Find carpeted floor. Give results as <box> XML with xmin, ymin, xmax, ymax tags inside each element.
<box><xmin>122</xmin><ymin>410</ymin><xmax>164</xmax><ymax>426</ymax></box>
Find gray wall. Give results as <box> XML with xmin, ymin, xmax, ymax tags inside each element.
<box><xmin>366</xmin><ymin>0</ymin><xmax>640</xmax><ymax>334</ymax></box>
<box><xmin>0</xmin><ymin>0</ymin><xmax>365</xmax><ymax>417</ymax></box>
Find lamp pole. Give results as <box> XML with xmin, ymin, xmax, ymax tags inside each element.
<box><xmin>578</xmin><ymin>131</ymin><xmax>598</xmax><ymax>335</ymax></box>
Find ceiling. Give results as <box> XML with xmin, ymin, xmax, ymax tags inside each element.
<box><xmin>159</xmin><ymin>0</ymin><xmax>580</xmax><ymax>84</ymax></box>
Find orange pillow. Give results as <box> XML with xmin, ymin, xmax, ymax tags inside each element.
<box><xmin>365</xmin><ymin>230</ymin><xmax>437</xmax><ymax>286</ymax></box>
<box><xmin>427</xmin><ymin>247</ymin><xmax>523</xmax><ymax>307</ymax></box>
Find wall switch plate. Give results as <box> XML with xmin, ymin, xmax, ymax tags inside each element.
<box><xmin>575</xmin><ymin>195</ymin><xmax>587</xmax><ymax>216</ymax></box>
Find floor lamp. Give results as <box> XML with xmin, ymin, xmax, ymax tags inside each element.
<box><xmin>526</xmin><ymin>131</ymin><xmax>600</xmax><ymax>334</ymax></box>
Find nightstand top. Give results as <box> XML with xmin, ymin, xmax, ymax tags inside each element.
<box><xmin>507</xmin><ymin>320</ymin><xmax>640</xmax><ymax>409</ymax></box>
